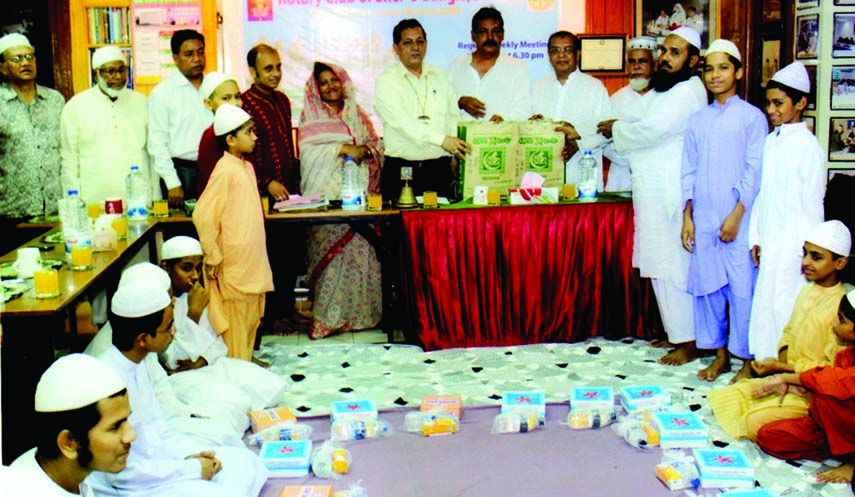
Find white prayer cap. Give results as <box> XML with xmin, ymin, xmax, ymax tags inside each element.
<box><xmin>0</xmin><ymin>33</ymin><xmax>33</xmax><ymax>57</ymax></box>
<box><xmin>161</xmin><ymin>236</ymin><xmax>203</xmax><ymax>261</ymax></box>
<box><xmin>670</xmin><ymin>26</ymin><xmax>702</xmax><ymax>50</ymax></box>
<box><xmin>628</xmin><ymin>36</ymin><xmax>658</xmax><ymax>52</ymax></box>
<box><xmin>112</xmin><ymin>280</ymin><xmax>171</xmax><ymax>318</ymax></box>
<box><xmin>119</xmin><ymin>262</ymin><xmax>171</xmax><ymax>292</ymax></box>
<box><xmin>214</xmin><ymin>103</ymin><xmax>251</xmax><ymax>136</ymax></box>
<box><xmin>771</xmin><ymin>61</ymin><xmax>810</xmax><ymax>94</ymax></box>
<box><xmin>805</xmin><ymin>220</ymin><xmax>852</xmax><ymax>256</ymax></box>
<box><xmin>91</xmin><ymin>46</ymin><xmax>125</xmax><ymax>70</ymax></box>
<box><xmin>199</xmin><ymin>71</ymin><xmax>236</xmax><ymax>100</ymax></box>
<box><xmin>35</xmin><ymin>354</ymin><xmax>126</xmax><ymax>412</ymax></box>
<box><xmin>706</xmin><ymin>39</ymin><xmax>741</xmax><ymax>62</ymax></box>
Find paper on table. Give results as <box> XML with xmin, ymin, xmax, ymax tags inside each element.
<box><xmin>273</xmin><ymin>193</ymin><xmax>327</xmax><ymax>211</ymax></box>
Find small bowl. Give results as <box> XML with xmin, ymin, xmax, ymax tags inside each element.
<box><xmin>184</xmin><ymin>199</ymin><xmax>197</xmax><ymax>216</ymax></box>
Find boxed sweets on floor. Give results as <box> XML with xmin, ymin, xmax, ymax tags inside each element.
<box><xmin>421</xmin><ymin>395</ymin><xmax>462</xmax><ymax>420</ymax></box>
<box><xmin>693</xmin><ymin>448</ymin><xmax>755</xmax><ymax>489</ymax></box>
<box><xmin>570</xmin><ymin>386</ymin><xmax>615</xmax><ymax>411</ymax></box>
<box><xmin>652</xmin><ymin>412</ymin><xmax>710</xmax><ymax>449</ymax></box>
<box><xmin>250</xmin><ymin>406</ymin><xmax>296</xmax><ymax>432</ymax></box>
<box><xmin>501</xmin><ymin>391</ymin><xmax>545</xmax><ymax>418</ymax></box>
<box><xmin>280</xmin><ymin>485</ymin><xmax>334</xmax><ymax>497</ymax></box>
<box><xmin>330</xmin><ymin>399</ymin><xmax>377</xmax><ymax>423</ymax></box>
<box><xmin>619</xmin><ymin>385</ymin><xmax>672</xmax><ymax>413</ymax></box>
<box><xmin>261</xmin><ymin>440</ymin><xmax>313</xmax><ymax>478</ymax></box>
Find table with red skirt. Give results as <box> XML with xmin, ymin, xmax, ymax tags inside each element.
<box><xmin>398</xmin><ymin>197</ymin><xmax>664</xmax><ymax>351</ymax></box>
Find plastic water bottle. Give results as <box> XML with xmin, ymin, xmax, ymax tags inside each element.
<box><xmin>59</xmin><ymin>189</ymin><xmax>91</xmax><ymax>257</ymax></box>
<box><xmin>577</xmin><ymin>150</ymin><xmax>598</xmax><ymax>201</ymax></box>
<box><xmin>126</xmin><ymin>165</ymin><xmax>149</xmax><ymax>221</ymax></box>
<box><xmin>341</xmin><ymin>157</ymin><xmax>364</xmax><ymax>211</ymax></box>
<box><xmin>330</xmin><ymin>419</ymin><xmax>390</xmax><ymax>441</ymax></box>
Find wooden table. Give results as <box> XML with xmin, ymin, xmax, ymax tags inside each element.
<box><xmin>0</xmin><ymin>208</ymin><xmax>403</xmax><ymax>463</ymax></box>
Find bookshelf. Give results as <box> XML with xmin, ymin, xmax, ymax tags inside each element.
<box><xmin>69</xmin><ymin>0</ymin><xmax>217</xmax><ymax>96</ymax></box>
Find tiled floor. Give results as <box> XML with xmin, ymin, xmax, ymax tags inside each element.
<box><xmin>263</xmin><ymin>329</ymin><xmax>405</xmax><ymax>346</ymax></box>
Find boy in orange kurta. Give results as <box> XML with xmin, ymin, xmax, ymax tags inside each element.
<box><xmin>193</xmin><ymin>104</ymin><xmax>273</xmax><ymax>361</ymax></box>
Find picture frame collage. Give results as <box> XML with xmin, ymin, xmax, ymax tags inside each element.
<box><xmin>793</xmin><ymin>1</ymin><xmax>820</xmax><ymax>138</ymax></box>
<box><xmin>828</xmin><ymin>0</ymin><xmax>855</xmax><ymax>164</ymax></box>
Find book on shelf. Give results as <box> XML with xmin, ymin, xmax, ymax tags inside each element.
<box><xmin>87</xmin><ymin>7</ymin><xmax>131</xmax><ymax>45</ymax></box>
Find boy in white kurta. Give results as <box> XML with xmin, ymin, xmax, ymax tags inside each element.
<box><xmin>159</xmin><ymin>235</ymin><xmax>288</xmax><ymax>411</ymax></box>
<box><xmin>748</xmin><ymin>62</ymin><xmax>826</xmax><ymax>361</ymax></box>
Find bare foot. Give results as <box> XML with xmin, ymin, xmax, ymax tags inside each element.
<box><xmin>728</xmin><ymin>360</ymin><xmax>754</xmax><ymax>385</ymax></box>
<box><xmin>649</xmin><ymin>338</ymin><xmax>674</xmax><ymax>349</ymax></box>
<box><xmin>698</xmin><ymin>354</ymin><xmax>732</xmax><ymax>381</ymax></box>
<box><xmin>659</xmin><ymin>342</ymin><xmax>700</xmax><ymax>366</ymax></box>
<box><xmin>251</xmin><ymin>356</ymin><xmax>270</xmax><ymax>368</ymax></box>
<box><xmin>817</xmin><ymin>463</ymin><xmax>855</xmax><ymax>483</ymax></box>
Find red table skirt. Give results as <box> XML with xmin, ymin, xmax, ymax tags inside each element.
<box><xmin>400</xmin><ymin>202</ymin><xmax>663</xmax><ymax>351</ymax></box>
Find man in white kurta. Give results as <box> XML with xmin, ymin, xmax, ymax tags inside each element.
<box><xmin>447</xmin><ymin>7</ymin><xmax>530</xmax><ymax>122</ymax></box>
<box><xmin>531</xmin><ymin>31</ymin><xmax>613</xmax><ymax>191</ymax></box>
<box><xmin>597</xmin><ymin>28</ymin><xmax>707</xmax><ymax>362</ymax></box>
<box><xmin>158</xmin><ymin>236</ymin><xmax>288</xmax><ymax>411</ymax></box>
<box><xmin>92</xmin><ymin>281</ymin><xmax>267</xmax><ymax>497</ymax></box>
<box><xmin>61</xmin><ymin>46</ymin><xmax>154</xmax><ymax>206</ymax></box>
<box><xmin>9</xmin><ymin>354</ymin><xmax>134</xmax><ymax>497</ymax></box>
<box><xmin>602</xmin><ymin>36</ymin><xmax>657</xmax><ymax>192</ymax></box>
<box><xmin>748</xmin><ymin>62</ymin><xmax>826</xmax><ymax>360</ymax></box>
<box><xmin>85</xmin><ymin>263</ymin><xmax>250</xmax><ymax>444</ymax></box>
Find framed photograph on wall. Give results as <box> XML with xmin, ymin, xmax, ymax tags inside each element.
<box><xmin>796</xmin><ymin>0</ymin><xmax>818</xmax><ymax>8</ymax></box>
<box><xmin>828</xmin><ymin>117</ymin><xmax>855</xmax><ymax>161</ymax></box>
<box><xmin>835</xmin><ymin>0</ymin><xmax>855</xmax><ymax>5</ymax></box>
<box><xmin>796</xmin><ymin>14</ymin><xmax>819</xmax><ymax>59</ymax></box>
<box><xmin>805</xmin><ymin>64</ymin><xmax>817</xmax><ymax>110</ymax></box>
<box><xmin>827</xmin><ymin>167</ymin><xmax>855</xmax><ymax>182</ymax></box>
<box><xmin>834</xmin><ymin>13</ymin><xmax>855</xmax><ymax>58</ymax></box>
<box><xmin>578</xmin><ymin>35</ymin><xmax>626</xmax><ymax>73</ymax></box>
<box><xmin>636</xmin><ymin>0</ymin><xmax>716</xmax><ymax>49</ymax></box>
<box><xmin>803</xmin><ymin>115</ymin><xmax>816</xmax><ymax>135</ymax></box>
<box><xmin>761</xmin><ymin>40</ymin><xmax>781</xmax><ymax>87</ymax></box>
<box><xmin>831</xmin><ymin>66</ymin><xmax>855</xmax><ymax>109</ymax></box>
<box><xmin>764</xmin><ymin>0</ymin><xmax>781</xmax><ymax>23</ymax></box>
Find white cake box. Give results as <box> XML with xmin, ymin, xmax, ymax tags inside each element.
<box><xmin>619</xmin><ymin>385</ymin><xmax>672</xmax><ymax>413</ymax></box>
<box><xmin>330</xmin><ymin>399</ymin><xmax>377</xmax><ymax>423</ymax></box>
<box><xmin>652</xmin><ymin>412</ymin><xmax>710</xmax><ymax>449</ymax></box>
<box><xmin>501</xmin><ymin>391</ymin><xmax>546</xmax><ymax>418</ymax></box>
<box><xmin>570</xmin><ymin>386</ymin><xmax>615</xmax><ymax>411</ymax></box>
<box><xmin>693</xmin><ymin>448</ymin><xmax>755</xmax><ymax>489</ymax></box>
<box><xmin>260</xmin><ymin>440</ymin><xmax>312</xmax><ymax>478</ymax></box>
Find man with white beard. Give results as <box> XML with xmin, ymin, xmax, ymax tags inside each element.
<box><xmin>602</xmin><ymin>36</ymin><xmax>657</xmax><ymax>192</ymax></box>
<box><xmin>61</xmin><ymin>46</ymin><xmax>154</xmax><ymax>205</ymax></box>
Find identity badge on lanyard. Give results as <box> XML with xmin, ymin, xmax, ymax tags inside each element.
<box><xmin>407</xmin><ymin>74</ymin><xmax>430</xmax><ymax>124</ymax></box>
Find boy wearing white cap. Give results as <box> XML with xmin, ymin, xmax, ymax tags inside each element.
<box><xmin>0</xmin><ymin>32</ymin><xmax>65</xmax><ymax>252</ymax></box>
<box><xmin>596</xmin><ymin>27</ymin><xmax>707</xmax><ymax>362</ymax></box>
<box><xmin>194</xmin><ymin>104</ymin><xmax>274</xmax><ymax>362</ymax></box>
<box><xmin>679</xmin><ymin>39</ymin><xmax>767</xmax><ymax>381</ymax></box>
<box><xmin>196</xmin><ymin>72</ymin><xmax>242</xmax><ymax>195</ymax></box>
<box><xmin>603</xmin><ymin>35</ymin><xmax>657</xmax><ymax>192</ymax></box>
<box><xmin>159</xmin><ymin>235</ymin><xmax>287</xmax><ymax>409</ymax></box>
<box><xmin>93</xmin><ymin>280</ymin><xmax>267</xmax><ymax>497</ymax></box>
<box><xmin>756</xmin><ymin>285</ymin><xmax>855</xmax><ymax>484</ymax></box>
<box><xmin>709</xmin><ymin>220</ymin><xmax>851</xmax><ymax>441</ymax></box>
<box><xmin>9</xmin><ymin>354</ymin><xmax>135</xmax><ymax>496</ymax></box>
<box><xmin>747</xmin><ymin>61</ymin><xmax>826</xmax><ymax>362</ymax></box>
<box><xmin>60</xmin><ymin>46</ymin><xmax>154</xmax><ymax>206</ymax></box>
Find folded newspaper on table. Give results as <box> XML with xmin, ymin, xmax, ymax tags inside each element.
<box><xmin>273</xmin><ymin>193</ymin><xmax>328</xmax><ymax>213</ymax></box>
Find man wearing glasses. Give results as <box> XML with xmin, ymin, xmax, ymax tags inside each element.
<box><xmin>0</xmin><ymin>33</ymin><xmax>65</xmax><ymax>253</ymax></box>
<box><xmin>61</xmin><ymin>46</ymin><xmax>152</xmax><ymax>206</ymax></box>
<box><xmin>531</xmin><ymin>31</ymin><xmax>613</xmax><ymax>192</ymax></box>
<box><xmin>447</xmin><ymin>6</ymin><xmax>530</xmax><ymax>122</ymax></box>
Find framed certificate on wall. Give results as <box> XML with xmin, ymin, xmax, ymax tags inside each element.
<box><xmin>578</xmin><ymin>35</ymin><xmax>626</xmax><ymax>73</ymax></box>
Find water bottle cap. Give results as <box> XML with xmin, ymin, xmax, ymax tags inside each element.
<box><xmin>130</xmin><ymin>165</ymin><xmax>139</xmax><ymax>171</ymax></box>
<box><xmin>583</xmin><ymin>150</ymin><xmax>593</xmax><ymax>156</ymax></box>
<box><xmin>345</xmin><ymin>156</ymin><xmax>354</xmax><ymax>162</ymax></box>
<box><xmin>67</xmin><ymin>189</ymin><xmax>79</xmax><ymax>196</ymax></box>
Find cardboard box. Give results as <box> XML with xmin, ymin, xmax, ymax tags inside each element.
<box><xmin>457</xmin><ymin>121</ymin><xmax>520</xmax><ymax>200</ymax></box>
<box><xmin>280</xmin><ymin>485</ymin><xmax>334</xmax><ymax>497</ymax></box>
<box><xmin>501</xmin><ymin>391</ymin><xmax>545</xmax><ymax>418</ymax></box>
<box><xmin>652</xmin><ymin>412</ymin><xmax>710</xmax><ymax>449</ymax></box>
<box><xmin>260</xmin><ymin>440</ymin><xmax>312</xmax><ymax>478</ymax></box>
<box><xmin>693</xmin><ymin>448</ymin><xmax>755</xmax><ymax>489</ymax></box>
<box><xmin>421</xmin><ymin>395</ymin><xmax>462</xmax><ymax>419</ymax></box>
<box><xmin>619</xmin><ymin>385</ymin><xmax>672</xmax><ymax>413</ymax></box>
<box><xmin>330</xmin><ymin>399</ymin><xmax>377</xmax><ymax>423</ymax></box>
<box><xmin>570</xmin><ymin>386</ymin><xmax>615</xmax><ymax>411</ymax></box>
<box><xmin>250</xmin><ymin>407</ymin><xmax>296</xmax><ymax>433</ymax></box>
<box><xmin>516</xmin><ymin>121</ymin><xmax>566</xmax><ymax>187</ymax></box>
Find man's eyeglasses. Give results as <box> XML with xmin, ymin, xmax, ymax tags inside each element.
<box><xmin>548</xmin><ymin>47</ymin><xmax>575</xmax><ymax>55</ymax></box>
<box><xmin>99</xmin><ymin>66</ymin><xmax>128</xmax><ymax>77</ymax></box>
<box><xmin>6</xmin><ymin>53</ymin><xmax>35</xmax><ymax>64</ymax></box>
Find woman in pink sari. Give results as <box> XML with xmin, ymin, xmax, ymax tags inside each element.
<box><xmin>299</xmin><ymin>62</ymin><xmax>383</xmax><ymax>339</ymax></box>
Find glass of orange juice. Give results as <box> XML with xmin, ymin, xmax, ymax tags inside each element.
<box><xmin>111</xmin><ymin>215</ymin><xmax>128</xmax><ymax>239</ymax></box>
<box><xmin>562</xmin><ymin>184</ymin><xmax>578</xmax><ymax>201</ymax></box>
<box><xmin>70</xmin><ymin>245</ymin><xmax>93</xmax><ymax>270</ymax></box>
<box><xmin>153</xmin><ymin>199</ymin><xmax>169</xmax><ymax>218</ymax></box>
<box><xmin>87</xmin><ymin>203</ymin><xmax>102</xmax><ymax>220</ymax></box>
<box><xmin>34</xmin><ymin>266</ymin><xmax>60</xmax><ymax>299</ymax></box>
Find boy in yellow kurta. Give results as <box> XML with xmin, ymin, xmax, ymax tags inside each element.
<box><xmin>193</xmin><ymin>104</ymin><xmax>274</xmax><ymax>361</ymax></box>
<box><xmin>708</xmin><ymin>220</ymin><xmax>851</xmax><ymax>440</ymax></box>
